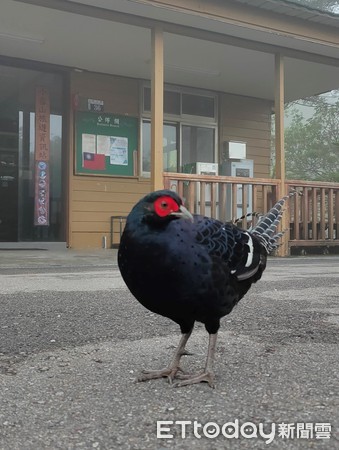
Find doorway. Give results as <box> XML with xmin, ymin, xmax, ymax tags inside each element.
<box><xmin>0</xmin><ymin>64</ymin><xmax>65</xmax><ymax>242</ymax></box>
<box><xmin>0</xmin><ymin>118</ymin><xmax>18</xmax><ymax>241</ymax></box>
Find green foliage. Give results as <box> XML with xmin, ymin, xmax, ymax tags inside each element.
<box><xmin>284</xmin><ymin>95</ymin><xmax>339</xmax><ymax>181</ymax></box>
<box><xmin>288</xmin><ymin>0</ymin><xmax>339</xmax><ymax>13</ymax></box>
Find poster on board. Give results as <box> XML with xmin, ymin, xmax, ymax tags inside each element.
<box><xmin>75</xmin><ymin>111</ymin><xmax>138</xmax><ymax>176</ymax></box>
<box><xmin>109</xmin><ymin>137</ymin><xmax>128</xmax><ymax>166</ymax></box>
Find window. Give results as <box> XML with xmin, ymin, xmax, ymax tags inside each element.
<box><xmin>142</xmin><ymin>121</ymin><xmax>179</xmax><ymax>173</ymax></box>
<box><xmin>144</xmin><ymin>88</ymin><xmax>180</xmax><ymax>116</ymax></box>
<box><xmin>182</xmin><ymin>94</ymin><xmax>215</xmax><ymax>118</ymax></box>
<box><xmin>141</xmin><ymin>85</ymin><xmax>217</xmax><ymax>176</ymax></box>
<box><xmin>182</xmin><ymin>125</ymin><xmax>215</xmax><ymax>167</ymax></box>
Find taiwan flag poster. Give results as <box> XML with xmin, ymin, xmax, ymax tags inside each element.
<box><xmin>83</xmin><ymin>152</ymin><xmax>106</xmax><ymax>171</ymax></box>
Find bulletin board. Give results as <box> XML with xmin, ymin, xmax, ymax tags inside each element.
<box><xmin>75</xmin><ymin>111</ymin><xmax>138</xmax><ymax>176</ymax></box>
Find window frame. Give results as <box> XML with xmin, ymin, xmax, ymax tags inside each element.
<box><xmin>140</xmin><ymin>82</ymin><xmax>218</xmax><ymax>177</ymax></box>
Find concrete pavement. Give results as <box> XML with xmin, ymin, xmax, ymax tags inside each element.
<box><xmin>0</xmin><ymin>247</ymin><xmax>117</xmax><ymax>270</ymax></box>
<box><xmin>0</xmin><ymin>250</ymin><xmax>338</xmax><ymax>449</ymax></box>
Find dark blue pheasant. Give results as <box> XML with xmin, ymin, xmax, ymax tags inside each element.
<box><xmin>118</xmin><ymin>189</ymin><xmax>291</xmax><ymax>387</ymax></box>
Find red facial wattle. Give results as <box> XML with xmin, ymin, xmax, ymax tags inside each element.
<box><xmin>153</xmin><ymin>196</ymin><xmax>180</xmax><ymax>217</ymax></box>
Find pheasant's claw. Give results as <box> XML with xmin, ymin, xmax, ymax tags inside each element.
<box><xmin>137</xmin><ymin>366</ymin><xmax>182</xmax><ymax>383</ymax></box>
<box><xmin>137</xmin><ymin>368</ymin><xmax>170</xmax><ymax>381</ymax></box>
<box><xmin>172</xmin><ymin>371</ymin><xmax>215</xmax><ymax>388</ymax></box>
<box><xmin>167</xmin><ymin>366</ymin><xmax>186</xmax><ymax>384</ymax></box>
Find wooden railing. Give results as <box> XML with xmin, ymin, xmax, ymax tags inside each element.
<box><xmin>164</xmin><ymin>172</ymin><xmax>281</xmax><ymax>228</ymax></box>
<box><xmin>286</xmin><ymin>180</ymin><xmax>339</xmax><ymax>250</ymax></box>
<box><xmin>164</xmin><ymin>173</ymin><xmax>339</xmax><ymax>254</ymax></box>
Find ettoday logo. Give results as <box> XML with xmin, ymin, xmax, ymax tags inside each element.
<box><xmin>156</xmin><ymin>420</ymin><xmax>331</xmax><ymax>444</ymax></box>
<box><xmin>157</xmin><ymin>420</ymin><xmax>276</xmax><ymax>444</ymax></box>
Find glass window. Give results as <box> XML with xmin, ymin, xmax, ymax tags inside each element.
<box><xmin>143</xmin><ymin>88</ymin><xmax>151</xmax><ymax>112</ymax></box>
<box><xmin>142</xmin><ymin>120</ymin><xmax>178</xmax><ymax>174</ymax></box>
<box><xmin>143</xmin><ymin>87</ymin><xmax>181</xmax><ymax>115</ymax></box>
<box><xmin>182</xmin><ymin>125</ymin><xmax>215</xmax><ymax>171</ymax></box>
<box><xmin>142</xmin><ymin>120</ymin><xmax>151</xmax><ymax>173</ymax></box>
<box><xmin>141</xmin><ymin>85</ymin><xmax>217</xmax><ymax>177</ymax></box>
<box><xmin>182</xmin><ymin>94</ymin><xmax>215</xmax><ymax>118</ymax></box>
<box><xmin>163</xmin><ymin>123</ymin><xmax>178</xmax><ymax>172</ymax></box>
<box><xmin>164</xmin><ymin>91</ymin><xmax>181</xmax><ymax>115</ymax></box>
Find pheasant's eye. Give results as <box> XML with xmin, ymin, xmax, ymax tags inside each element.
<box><xmin>153</xmin><ymin>196</ymin><xmax>180</xmax><ymax>217</ymax></box>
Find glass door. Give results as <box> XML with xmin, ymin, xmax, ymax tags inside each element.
<box><xmin>0</xmin><ymin>119</ymin><xmax>18</xmax><ymax>241</ymax></box>
<box><xmin>0</xmin><ymin>64</ymin><xmax>64</xmax><ymax>242</ymax></box>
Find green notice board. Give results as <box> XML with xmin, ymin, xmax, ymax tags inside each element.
<box><xmin>75</xmin><ymin>111</ymin><xmax>138</xmax><ymax>176</ymax></box>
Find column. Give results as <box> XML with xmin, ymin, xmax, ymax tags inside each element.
<box><xmin>151</xmin><ymin>26</ymin><xmax>164</xmax><ymax>191</ymax></box>
<box><xmin>275</xmin><ymin>53</ymin><xmax>289</xmax><ymax>256</ymax></box>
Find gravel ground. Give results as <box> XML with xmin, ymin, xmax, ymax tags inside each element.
<box><xmin>0</xmin><ymin>252</ymin><xmax>338</xmax><ymax>449</ymax></box>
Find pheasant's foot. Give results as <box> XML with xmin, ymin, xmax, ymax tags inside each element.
<box><xmin>173</xmin><ymin>371</ymin><xmax>215</xmax><ymax>388</ymax></box>
<box><xmin>137</xmin><ymin>366</ymin><xmax>184</xmax><ymax>383</ymax></box>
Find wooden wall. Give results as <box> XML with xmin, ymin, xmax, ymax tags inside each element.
<box><xmin>68</xmin><ymin>71</ymin><xmax>150</xmax><ymax>249</ymax></box>
<box><xmin>67</xmin><ymin>72</ymin><xmax>273</xmax><ymax>248</ymax></box>
<box><xmin>219</xmin><ymin>93</ymin><xmax>272</xmax><ymax>178</ymax></box>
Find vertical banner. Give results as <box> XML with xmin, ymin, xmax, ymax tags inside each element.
<box><xmin>34</xmin><ymin>87</ymin><xmax>50</xmax><ymax>226</ymax></box>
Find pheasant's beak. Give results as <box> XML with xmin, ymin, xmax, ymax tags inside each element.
<box><xmin>171</xmin><ymin>205</ymin><xmax>194</xmax><ymax>222</ymax></box>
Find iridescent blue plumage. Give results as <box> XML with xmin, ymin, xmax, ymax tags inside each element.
<box><xmin>118</xmin><ymin>189</ymin><xmax>291</xmax><ymax>387</ymax></box>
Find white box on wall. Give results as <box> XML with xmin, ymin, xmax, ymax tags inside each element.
<box><xmin>224</xmin><ymin>141</ymin><xmax>247</xmax><ymax>160</ymax></box>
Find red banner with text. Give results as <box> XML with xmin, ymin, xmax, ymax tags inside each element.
<box><xmin>34</xmin><ymin>87</ymin><xmax>50</xmax><ymax>226</ymax></box>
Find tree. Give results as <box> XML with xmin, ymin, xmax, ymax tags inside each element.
<box><xmin>290</xmin><ymin>0</ymin><xmax>339</xmax><ymax>12</ymax></box>
<box><xmin>284</xmin><ymin>95</ymin><xmax>339</xmax><ymax>181</ymax></box>
<box><xmin>270</xmin><ymin>1</ymin><xmax>339</xmax><ymax>181</ymax></box>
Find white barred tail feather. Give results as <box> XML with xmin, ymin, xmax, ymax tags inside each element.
<box><xmin>232</xmin><ymin>211</ymin><xmax>261</xmax><ymax>226</ymax></box>
<box><xmin>250</xmin><ymin>191</ymin><xmax>297</xmax><ymax>254</ymax></box>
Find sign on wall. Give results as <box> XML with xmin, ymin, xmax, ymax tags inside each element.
<box><xmin>34</xmin><ymin>87</ymin><xmax>50</xmax><ymax>226</ymax></box>
<box><xmin>75</xmin><ymin>111</ymin><xmax>138</xmax><ymax>176</ymax></box>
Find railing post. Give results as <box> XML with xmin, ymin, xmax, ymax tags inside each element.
<box><xmin>275</xmin><ymin>181</ymin><xmax>289</xmax><ymax>256</ymax></box>
<box><xmin>302</xmin><ymin>187</ymin><xmax>309</xmax><ymax>240</ymax></box>
<box><xmin>335</xmin><ymin>191</ymin><xmax>339</xmax><ymax>239</ymax></box>
<box><xmin>328</xmin><ymin>188</ymin><xmax>334</xmax><ymax>240</ymax></box>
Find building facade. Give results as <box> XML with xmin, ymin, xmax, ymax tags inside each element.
<box><xmin>0</xmin><ymin>0</ymin><xmax>338</xmax><ymax>248</ymax></box>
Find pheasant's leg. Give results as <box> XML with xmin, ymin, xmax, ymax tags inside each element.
<box><xmin>174</xmin><ymin>333</ymin><xmax>217</xmax><ymax>388</ymax></box>
<box><xmin>138</xmin><ymin>330</ymin><xmax>193</xmax><ymax>384</ymax></box>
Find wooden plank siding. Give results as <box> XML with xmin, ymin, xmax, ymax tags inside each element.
<box><xmin>67</xmin><ymin>74</ymin><xmax>274</xmax><ymax>248</ymax></box>
<box><xmin>71</xmin><ymin>71</ymin><xmax>140</xmax><ymax>117</ymax></box>
<box><xmin>70</xmin><ymin>177</ymin><xmax>150</xmax><ymax>248</ymax></box>
<box><xmin>68</xmin><ymin>72</ymin><xmax>151</xmax><ymax>248</ymax></box>
<box><xmin>219</xmin><ymin>93</ymin><xmax>272</xmax><ymax>179</ymax></box>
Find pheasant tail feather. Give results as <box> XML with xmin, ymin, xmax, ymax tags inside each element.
<box><xmin>251</xmin><ymin>191</ymin><xmax>297</xmax><ymax>253</ymax></box>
